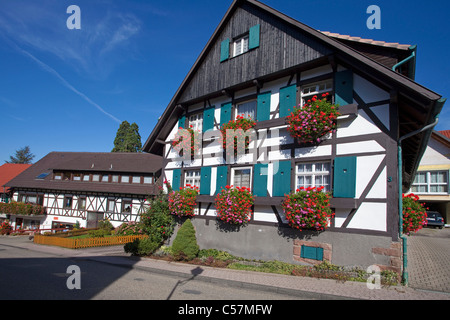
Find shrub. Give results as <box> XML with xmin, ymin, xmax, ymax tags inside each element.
<box><xmin>0</xmin><ymin>221</ymin><xmax>12</xmax><ymax>235</ymax></box>
<box><xmin>286</xmin><ymin>93</ymin><xmax>339</xmax><ymax>144</ymax></box>
<box><xmin>97</xmin><ymin>219</ymin><xmax>114</xmax><ymax>231</ymax></box>
<box><xmin>88</xmin><ymin>228</ymin><xmax>111</xmax><ymax>238</ymax></box>
<box><xmin>168</xmin><ymin>185</ymin><xmax>199</xmax><ymax>218</ymax></box>
<box><xmin>402</xmin><ymin>193</ymin><xmax>427</xmax><ymax>235</ymax></box>
<box><xmin>124</xmin><ymin>238</ymin><xmax>159</xmax><ymax>256</ymax></box>
<box><xmin>115</xmin><ymin>221</ymin><xmax>144</xmax><ymax>236</ymax></box>
<box><xmin>215</xmin><ymin>185</ymin><xmax>254</xmax><ymax>225</ymax></box>
<box><xmin>172</xmin><ymin>219</ymin><xmax>199</xmax><ymax>260</ymax></box>
<box><xmin>282</xmin><ymin>186</ymin><xmax>334</xmax><ymax>231</ymax></box>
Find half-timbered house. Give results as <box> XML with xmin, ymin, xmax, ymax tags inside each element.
<box><xmin>143</xmin><ymin>0</ymin><xmax>446</xmax><ymax>273</ymax></box>
<box><xmin>4</xmin><ymin>152</ymin><xmax>162</xmax><ymax>230</ymax></box>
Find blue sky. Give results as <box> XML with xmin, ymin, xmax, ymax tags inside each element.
<box><xmin>1</xmin><ymin>0</ymin><xmax>449</xmax><ymax>164</ymax></box>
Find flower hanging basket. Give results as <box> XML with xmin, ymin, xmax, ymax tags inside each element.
<box><xmin>168</xmin><ymin>185</ymin><xmax>199</xmax><ymax>218</ymax></box>
<box><xmin>402</xmin><ymin>193</ymin><xmax>427</xmax><ymax>235</ymax></box>
<box><xmin>286</xmin><ymin>93</ymin><xmax>339</xmax><ymax>145</ymax></box>
<box><xmin>172</xmin><ymin>126</ymin><xmax>200</xmax><ymax>159</ymax></box>
<box><xmin>220</xmin><ymin>115</ymin><xmax>256</xmax><ymax>156</ymax></box>
<box><xmin>281</xmin><ymin>186</ymin><xmax>334</xmax><ymax>231</ymax></box>
<box><xmin>215</xmin><ymin>185</ymin><xmax>254</xmax><ymax>225</ymax></box>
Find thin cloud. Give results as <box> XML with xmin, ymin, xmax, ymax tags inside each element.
<box><xmin>11</xmin><ymin>41</ymin><xmax>121</xmax><ymax>124</ymax></box>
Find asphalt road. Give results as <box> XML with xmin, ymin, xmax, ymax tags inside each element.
<box><xmin>0</xmin><ymin>238</ymin><xmax>302</xmax><ymax>300</ymax></box>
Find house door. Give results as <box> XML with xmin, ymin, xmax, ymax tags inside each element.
<box><xmin>86</xmin><ymin>212</ymin><xmax>103</xmax><ymax>228</ymax></box>
<box><xmin>15</xmin><ymin>218</ymin><xmax>23</xmax><ymax>230</ymax></box>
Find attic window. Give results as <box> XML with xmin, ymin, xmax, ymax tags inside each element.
<box><xmin>232</xmin><ymin>34</ymin><xmax>249</xmax><ymax>57</ymax></box>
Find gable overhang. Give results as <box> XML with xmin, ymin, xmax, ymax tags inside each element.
<box><xmin>143</xmin><ymin>0</ymin><xmax>445</xmax><ymax>184</ymax></box>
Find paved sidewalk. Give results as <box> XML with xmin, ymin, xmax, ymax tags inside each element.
<box><xmin>407</xmin><ymin>230</ymin><xmax>450</xmax><ymax>293</ymax></box>
<box><xmin>6</xmin><ymin>236</ymin><xmax>449</xmax><ymax>300</ymax></box>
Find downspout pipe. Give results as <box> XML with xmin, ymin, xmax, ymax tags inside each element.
<box><xmin>392</xmin><ymin>45</ymin><xmax>417</xmax><ymax>79</ymax></box>
<box><xmin>397</xmin><ymin>111</ymin><xmax>441</xmax><ymax>285</ymax></box>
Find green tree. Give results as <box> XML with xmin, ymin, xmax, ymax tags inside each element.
<box><xmin>112</xmin><ymin>121</ymin><xmax>142</xmax><ymax>152</ymax></box>
<box><xmin>172</xmin><ymin>219</ymin><xmax>199</xmax><ymax>261</ymax></box>
<box><xmin>6</xmin><ymin>146</ymin><xmax>35</xmax><ymax>164</ymax></box>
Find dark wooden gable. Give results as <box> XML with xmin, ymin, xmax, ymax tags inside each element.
<box><xmin>178</xmin><ymin>1</ymin><xmax>332</xmax><ymax>104</ymax></box>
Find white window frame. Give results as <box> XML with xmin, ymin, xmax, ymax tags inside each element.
<box><xmin>295</xmin><ymin>162</ymin><xmax>331</xmax><ymax>192</ymax></box>
<box><xmin>143</xmin><ymin>176</ymin><xmax>153</xmax><ymax>184</ymax></box>
<box><xmin>235</xmin><ymin>99</ymin><xmax>257</xmax><ymax>120</ymax></box>
<box><xmin>188</xmin><ymin>112</ymin><xmax>203</xmax><ymax>132</ymax></box>
<box><xmin>411</xmin><ymin>171</ymin><xmax>449</xmax><ymax>194</ymax></box>
<box><xmin>231</xmin><ymin>166</ymin><xmax>252</xmax><ymax>190</ymax></box>
<box><xmin>184</xmin><ymin>170</ymin><xmax>201</xmax><ymax>189</ymax></box>
<box><xmin>300</xmin><ymin>80</ymin><xmax>333</xmax><ymax>107</ymax></box>
<box><xmin>233</xmin><ymin>35</ymin><xmax>249</xmax><ymax>57</ymax></box>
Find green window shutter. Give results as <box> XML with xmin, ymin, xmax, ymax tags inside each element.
<box><xmin>220</xmin><ymin>102</ymin><xmax>232</xmax><ymax>126</ymax></box>
<box><xmin>333</xmin><ymin>156</ymin><xmax>357</xmax><ymax>198</ymax></box>
<box><xmin>256</xmin><ymin>91</ymin><xmax>271</xmax><ymax>122</ymax></box>
<box><xmin>334</xmin><ymin>70</ymin><xmax>353</xmax><ymax>106</ymax></box>
<box><xmin>220</xmin><ymin>38</ymin><xmax>230</xmax><ymax>62</ymax></box>
<box><xmin>253</xmin><ymin>163</ymin><xmax>268</xmax><ymax>197</ymax></box>
<box><xmin>279</xmin><ymin>84</ymin><xmax>297</xmax><ymax>118</ymax></box>
<box><xmin>203</xmin><ymin>106</ymin><xmax>215</xmax><ymax>132</ymax></box>
<box><xmin>248</xmin><ymin>24</ymin><xmax>260</xmax><ymax>50</ymax></box>
<box><xmin>301</xmin><ymin>245</ymin><xmax>324</xmax><ymax>261</ymax></box>
<box><xmin>272</xmin><ymin>160</ymin><xmax>292</xmax><ymax>197</ymax></box>
<box><xmin>172</xmin><ymin>169</ymin><xmax>182</xmax><ymax>191</ymax></box>
<box><xmin>200</xmin><ymin>167</ymin><xmax>211</xmax><ymax>195</ymax></box>
<box><xmin>215</xmin><ymin>166</ymin><xmax>228</xmax><ymax>194</ymax></box>
<box><xmin>178</xmin><ymin>115</ymin><xmax>186</xmax><ymax>129</ymax></box>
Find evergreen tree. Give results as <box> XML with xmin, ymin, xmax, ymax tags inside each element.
<box><xmin>112</xmin><ymin>121</ymin><xmax>142</xmax><ymax>152</ymax></box>
<box><xmin>6</xmin><ymin>146</ymin><xmax>35</xmax><ymax>164</ymax></box>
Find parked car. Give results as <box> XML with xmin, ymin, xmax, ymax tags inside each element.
<box><xmin>426</xmin><ymin>211</ymin><xmax>445</xmax><ymax>229</ymax></box>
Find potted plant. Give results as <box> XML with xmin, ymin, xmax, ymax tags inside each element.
<box><xmin>215</xmin><ymin>185</ymin><xmax>254</xmax><ymax>225</ymax></box>
<box><xmin>286</xmin><ymin>93</ymin><xmax>339</xmax><ymax>145</ymax></box>
<box><xmin>282</xmin><ymin>186</ymin><xmax>334</xmax><ymax>231</ymax></box>
<box><xmin>168</xmin><ymin>184</ymin><xmax>199</xmax><ymax>218</ymax></box>
<box><xmin>402</xmin><ymin>193</ymin><xmax>428</xmax><ymax>235</ymax></box>
<box><xmin>220</xmin><ymin>115</ymin><xmax>256</xmax><ymax>157</ymax></box>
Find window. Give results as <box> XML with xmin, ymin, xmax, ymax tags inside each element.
<box><xmin>132</xmin><ymin>176</ymin><xmax>141</xmax><ymax>184</ymax></box>
<box><xmin>36</xmin><ymin>172</ymin><xmax>50</xmax><ymax>179</ymax></box>
<box><xmin>232</xmin><ymin>167</ymin><xmax>252</xmax><ymax>189</ymax></box>
<box><xmin>54</xmin><ymin>173</ymin><xmax>62</xmax><ymax>180</ymax></box>
<box><xmin>112</xmin><ymin>175</ymin><xmax>119</xmax><ymax>183</ymax></box>
<box><xmin>296</xmin><ymin>162</ymin><xmax>331</xmax><ymax>191</ymax></box>
<box><xmin>121</xmin><ymin>175</ymin><xmax>130</xmax><ymax>183</ymax></box>
<box><xmin>188</xmin><ymin>113</ymin><xmax>203</xmax><ymax>132</ymax></box>
<box><xmin>107</xmin><ymin>199</ymin><xmax>116</xmax><ymax>212</ymax></box>
<box><xmin>411</xmin><ymin>171</ymin><xmax>448</xmax><ymax>194</ymax></box>
<box><xmin>92</xmin><ymin>174</ymin><xmax>100</xmax><ymax>182</ymax></box>
<box><xmin>143</xmin><ymin>176</ymin><xmax>153</xmax><ymax>184</ymax></box>
<box><xmin>236</xmin><ymin>100</ymin><xmax>256</xmax><ymax>120</ymax></box>
<box><xmin>101</xmin><ymin>175</ymin><xmax>109</xmax><ymax>182</ymax></box>
<box><xmin>78</xmin><ymin>197</ymin><xmax>86</xmax><ymax>210</ymax></box>
<box><xmin>300</xmin><ymin>80</ymin><xmax>333</xmax><ymax>107</ymax></box>
<box><xmin>73</xmin><ymin>173</ymin><xmax>81</xmax><ymax>181</ymax></box>
<box><xmin>185</xmin><ymin>170</ymin><xmax>201</xmax><ymax>188</ymax></box>
<box><xmin>233</xmin><ymin>35</ymin><xmax>249</xmax><ymax>57</ymax></box>
<box><xmin>64</xmin><ymin>196</ymin><xmax>73</xmax><ymax>209</ymax></box>
<box><xmin>83</xmin><ymin>174</ymin><xmax>90</xmax><ymax>182</ymax></box>
<box><xmin>122</xmin><ymin>200</ymin><xmax>132</xmax><ymax>213</ymax></box>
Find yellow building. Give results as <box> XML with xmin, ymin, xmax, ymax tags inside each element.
<box><xmin>410</xmin><ymin>131</ymin><xmax>450</xmax><ymax>226</ymax></box>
